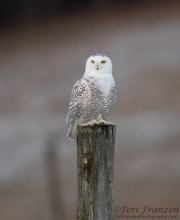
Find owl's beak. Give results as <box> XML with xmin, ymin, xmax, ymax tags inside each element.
<box><xmin>97</xmin><ymin>65</ymin><xmax>99</xmax><ymax>70</ymax></box>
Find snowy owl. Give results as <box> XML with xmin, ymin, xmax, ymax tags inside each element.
<box><xmin>66</xmin><ymin>53</ymin><xmax>117</xmax><ymax>140</ymax></box>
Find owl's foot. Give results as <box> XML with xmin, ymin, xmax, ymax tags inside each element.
<box><xmin>81</xmin><ymin>120</ymin><xmax>100</xmax><ymax>127</ymax></box>
<box><xmin>98</xmin><ymin>119</ymin><xmax>114</xmax><ymax>125</ymax></box>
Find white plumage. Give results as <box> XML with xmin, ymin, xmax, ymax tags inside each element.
<box><xmin>66</xmin><ymin>53</ymin><xmax>117</xmax><ymax>140</ymax></box>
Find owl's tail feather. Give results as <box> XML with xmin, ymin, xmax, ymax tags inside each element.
<box><xmin>67</xmin><ymin>119</ymin><xmax>78</xmax><ymax>141</ymax></box>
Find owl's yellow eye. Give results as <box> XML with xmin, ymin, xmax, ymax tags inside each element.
<box><xmin>91</xmin><ymin>60</ymin><xmax>95</xmax><ymax>64</ymax></box>
<box><xmin>101</xmin><ymin>60</ymin><xmax>106</xmax><ymax>64</ymax></box>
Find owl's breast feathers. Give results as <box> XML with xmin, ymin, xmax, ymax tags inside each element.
<box><xmin>66</xmin><ymin>74</ymin><xmax>116</xmax><ymax>125</ymax></box>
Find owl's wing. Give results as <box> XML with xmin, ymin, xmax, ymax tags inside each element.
<box><xmin>66</xmin><ymin>77</ymin><xmax>87</xmax><ymax>124</ymax></box>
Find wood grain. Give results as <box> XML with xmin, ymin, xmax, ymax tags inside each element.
<box><xmin>77</xmin><ymin>125</ymin><xmax>116</xmax><ymax>220</ymax></box>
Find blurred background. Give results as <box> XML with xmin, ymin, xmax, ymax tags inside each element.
<box><xmin>0</xmin><ymin>0</ymin><xmax>180</xmax><ymax>219</ymax></box>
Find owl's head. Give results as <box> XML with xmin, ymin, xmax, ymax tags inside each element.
<box><xmin>85</xmin><ymin>53</ymin><xmax>112</xmax><ymax>74</ymax></box>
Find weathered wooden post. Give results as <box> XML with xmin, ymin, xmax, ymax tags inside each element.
<box><xmin>77</xmin><ymin>125</ymin><xmax>116</xmax><ymax>220</ymax></box>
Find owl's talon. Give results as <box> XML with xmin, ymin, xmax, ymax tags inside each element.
<box><xmin>99</xmin><ymin>122</ymin><xmax>105</xmax><ymax>125</ymax></box>
<box><xmin>98</xmin><ymin>119</ymin><xmax>114</xmax><ymax>125</ymax></box>
<box><xmin>81</xmin><ymin>120</ymin><xmax>99</xmax><ymax>127</ymax></box>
